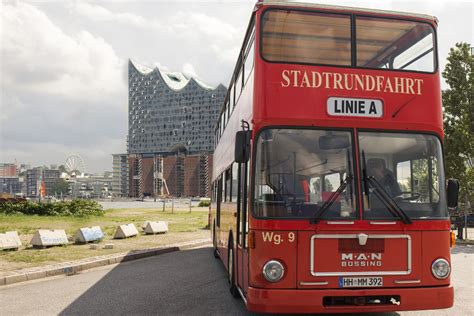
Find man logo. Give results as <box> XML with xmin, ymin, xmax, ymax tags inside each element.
<box><xmin>341</xmin><ymin>253</ymin><xmax>383</xmax><ymax>267</ymax></box>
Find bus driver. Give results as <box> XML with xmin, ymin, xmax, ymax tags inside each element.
<box><xmin>367</xmin><ymin>158</ymin><xmax>402</xmax><ymax>198</ymax></box>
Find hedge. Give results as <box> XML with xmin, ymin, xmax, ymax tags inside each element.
<box><xmin>0</xmin><ymin>200</ymin><xmax>104</xmax><ymax>217</ymax></box>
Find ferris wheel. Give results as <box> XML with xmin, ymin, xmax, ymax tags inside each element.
<box><xmin>65</xmin><ymin>154</ymin><xmax>86</xmax><ymax>174</ymax></box>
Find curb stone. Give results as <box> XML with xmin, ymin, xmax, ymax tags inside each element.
<box><xmin>26</xmin><ymin>271</ymin><xmax>47</xmax><ymax>281</ymax></box>
<box><xmin>5</xmin><ymin>274</ymin><xmax>28</xmax><ymax>285</ymax></box>
<box><xmin>456</xmin><ymin>240</ymin><xmax>474</xmax><ymax>245</ymax></box>
<box><xmin>1</xmin><ymin>239</ymin><xmax>211</xmax><ymax>287</ymax></box>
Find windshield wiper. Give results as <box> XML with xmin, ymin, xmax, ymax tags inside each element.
<box><xmin>361</xmin><ymin>151</ymin><xmax>412</xmax><ymax>224</ymax></box>
<box><xmin>366</xmin><ymin>176</ymin><xmax>412</xmax><ymax>224</ymax></box>
<box><xmin>310</xmin><ymin>174</ymin><xmax>353</xmax><ymax>224</ymax></box>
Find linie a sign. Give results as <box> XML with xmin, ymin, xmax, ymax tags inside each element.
<box><xmin>327</xmin><ymin>97</ymin><xmax>383</xmax><ymax>118</ymax></box>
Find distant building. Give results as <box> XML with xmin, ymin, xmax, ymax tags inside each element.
<box><xmin>0</xmin><ymin>177</ymin><xmax>21</xmax><ymax>195</ymax></box>
<box><xmin>26</xmin><ymin>168</ymin><xmax>60</xmax><ymax>198</ymax></box>
<box><xmin>127</xmin><ymin>60</ymin><xmax>226</xmax><ymax>197</ymax></box>
<box><xmin>18</xmin><ymin>164</ymin><xmax>30</xmax><ymax>175</ymax></box>
<box><xmin>112</xmin><ymin>154</ymin><xmax>129</xmax><ymax>197</ymax></box>
<box><xmin>0</xmin><ymin>163</ymin><xmax>17</xmax><ymax>177</ymax></box>
<box><xmin>43</xmin><ymin>169</ymin><xmax>60</xmax><ymax>195</ymax></box>
<box><xmin>26</xmin><ymin>168</ymin><xmax>41</xmax><ymax>198</ymax></box>
<box><xmin>69</xmin><ymin>174</ymin><xmax>113</xmax><ymax>199</ymax></box>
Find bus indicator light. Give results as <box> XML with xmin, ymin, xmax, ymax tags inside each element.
<box><xmin>450</xmin><ymin>232</ymin><xmax>456</xmax><ymax>248</ymax></box>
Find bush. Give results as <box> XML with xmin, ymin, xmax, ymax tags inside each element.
<box><xmin>198</xmin><ymin>199</ymin><xmax>211</xmax><ymax>207</ymax></box>
<box><xmin>0</xmin><ymin>200</ymin><xmax>104</xmax><ymax>217</ymax></box>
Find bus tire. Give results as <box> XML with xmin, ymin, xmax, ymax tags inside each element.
<box><xmin>213</xmin><ymin>222</ymin><xmax>219</xmax><ymax>258</ymax></box>
<box><xmin>228</xmin><ymin>243</ymin><xmax>239</xmax><ymax>298</ymax></box>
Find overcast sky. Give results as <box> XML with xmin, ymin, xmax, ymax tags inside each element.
<box><xmin>1</xmin><ymin>0</ymin><xmax>473</xmax><ymax>173</ymax></box>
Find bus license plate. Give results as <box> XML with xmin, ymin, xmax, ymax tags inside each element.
<box><xmin>339</xmin><ymin>277</ymin><xmax>383</xmax><ymax>288</ymax></box>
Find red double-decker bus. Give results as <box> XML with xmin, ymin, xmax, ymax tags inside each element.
<box><xmin>210</xmin><ymin>1</ymin><xmax>459</xmax><ymax>313</ymax></box>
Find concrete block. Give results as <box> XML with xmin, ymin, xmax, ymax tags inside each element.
<box><xmin>5</xmin><ymin>274</ymin><xmax>27</xmax><ymax>285</ymax></box>
<box><xmin>90</xmin><ymin>244</ymin><xmax>99</xmax><ymax>250</ymax></box>
<box><xmin>30</xmin><ymin>230</ymin><xmax>68</xmax><ymax>247</ymax></box>
<box><xmin>26</xmin><ymin>271</ymin><xmax>47</xmax><ymax>281</ymax></box>
<box><xmin>74</xmin><ymin>226</ymin><xmax>104</xmax><ymax>243</ymax></box>
<box><xmin>45</xmin><ymin>268</ymin><xmax>64</xmax><ymax>277</ymax></box>
<box><xmin>0</xmin><ymin>231</ymin><xmax>22</xmax><ymax>250</ymax></box>
<box><xmin>141</xmin><ymin>221</ymin><xmax>151</xmax><ymax>230</ymax></box>
<box><xmin>81</xmin><ymin>259</ymin><xmax>108</xmax><ymax>271</ymax></box>
<box><xmin>104</xmin><ymin>243</ymin><xmax>114</xmax><ymax>249</ymax></box>
<box><xmin>144</xmin><ymin>221</ymin><xmax>169</xmax><ymax>234</ymax></box>
<box><xmin>113</xmin><ymin>224</ymin><xmax>138</xmax><ymax>239</ymax></box>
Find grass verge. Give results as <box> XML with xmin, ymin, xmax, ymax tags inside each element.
<box><xmin>0</xmin><ymin>207</ymin><xmax>209</xmax><ymax>273</ymax></box>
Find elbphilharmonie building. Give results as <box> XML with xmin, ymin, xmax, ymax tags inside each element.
<box><xmin>126</xmin><ymin>60</ymin><xmax>226</xmax><ymax>197</ymax></box>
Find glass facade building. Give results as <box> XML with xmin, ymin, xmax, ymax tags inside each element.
<box><xmin>128</xmin><ymin>60</ymin><xmax>226</xmax><ymax>155</ymax></box>
<box><xmin>127</xmin><ymin>60</ymin><xmax>226</xmax><ymax>197</ymax></box>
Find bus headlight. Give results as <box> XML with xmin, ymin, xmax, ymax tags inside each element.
<box><xmin>263</xmin><ymin>260</ymin><xmax>285</xmax><ymax>282</ymax></box>
<box><xmin>431</xmin><ymin>258</ymin><xmax>450</xmax><ymax>279</ymax></box>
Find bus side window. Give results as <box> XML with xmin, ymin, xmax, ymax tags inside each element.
<box><xmin>217</xmin><ymin>176</ymin><xmax>222</xmax><ymax>227</ymax></box>
<box><xmin>239</xmin><ymin>161</ymin><xmax>248</xmax><ymax>247</ymax></box>
<box><xmin>230</xmin><ymin>85</ymin><xmax>235</xmax><ymax>111</ymax></box>
<box><xmin>232</xmin><ymin>163</ymin><xmax>238</xmax><ymax>202</ymax></box>
<box><xmin>244</xmin><ymin>34</ymin><xmax>255</xmax><ymax>85</ymax></box>
<box><xmin>322</xmin><ymin>173</ymin><xmax>338</xmax><ymax>201</ymax></box>
<box><xmin>235</xmin><ymin>69</ymin><xmax>243</xmax><ymax>104</ymax></box>
<box><xmin>225</xmin><ymin>168</ymin><xmax>231</xmax><ymax>202</ymax></box>
<box><xmin>309</xmin><ymin>176</ymin><xmax>322</xmax><ymax>203</ymax></box>
<box><xmin>244</xmin><ymin>160</ymin><xmax>250</xmax><ymax>247</ymax></box>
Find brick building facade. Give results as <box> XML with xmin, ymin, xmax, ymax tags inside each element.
<box><xmin>128</xmin><ymin>153</ymin><xmax>212</xmax><ymax>197</ymax></box>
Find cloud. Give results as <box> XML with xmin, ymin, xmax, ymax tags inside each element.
<box><xmin>70</xmin><ymin>2</ymin><xmax>155</xmax><ymax>29</ymax></box>
<box><xmin>1</xmin><ymin>2</ymin><xmax>127</xmax><ymax>172</ymax></box>
<box><xmin>1</xmin><ymin>1</ymin><xmax>125</xmax><ymax>101</ymax></box>
<box><xmin>70</xmin><ymin>2</ymin><xmax>244</xmax><ymax>66</ymax></box>
<box><xmin>182</xmin><ymin>62</ymin><xmax>198</xmax><ymax>78</ymax></box>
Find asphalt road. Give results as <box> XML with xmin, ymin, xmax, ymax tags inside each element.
<box><xmin>1</xmin><ymin>245</ymin><xmax>472</xmax><ymax>315</ymax></box>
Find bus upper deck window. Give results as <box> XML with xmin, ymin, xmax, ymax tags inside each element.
<box><xmin>356</xmin><ymin>16</ymin><xmax>436</xmax><ymax>72</ymax></box>
<box><xmin>261</xmin><ymin>10</ymin><xmax>351</xmax><ymax>66</ymax></box>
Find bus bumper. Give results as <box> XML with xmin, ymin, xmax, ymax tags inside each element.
<box><xmin>246</xmin><ymin>284</ymin><xmax>453</xmax><ymax>314</ymax></box>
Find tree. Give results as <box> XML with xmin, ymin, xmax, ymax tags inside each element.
<box><xmin>442</xmin><ymin>42</ymin><xmax>474</xmax><ymax>210</ymax></box>
<box><xmin>58</xmin><ymin>165</ymin><xmax>67</xmax><ymax>173</ymax></box>
<box><xmin>314</xmin><ymin>178</ymin><xmax>334</xmax><ymax>192</ymax></box>
<box><xmin>51</xmin><ymin>179</ymin><xmax>70</xmax><ymax>196</ymax></box>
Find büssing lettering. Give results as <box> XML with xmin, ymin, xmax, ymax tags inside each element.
<box><xmin>341</xmin><ymin>253</ymin><xmax>383</xmax><ymax>267</ymax></box>
<box><xmin>281</xmin><ymin>70</ymin><xmax>423</xmax><ymax>95</ymax></box>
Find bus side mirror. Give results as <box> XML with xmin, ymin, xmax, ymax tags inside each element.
<box><xmin>235</xmin><ymin>130</ymin><xmax>251</xmax><ymax>163</ymax></box>
<box><xmin>446</xmin><ymin>179</ymin><xmax>459</xmax><ymax>209</ymax></box>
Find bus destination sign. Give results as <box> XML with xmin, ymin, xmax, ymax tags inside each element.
<box><xmin>327</xmin><ymin>97</ymin><xmax>383</xmax><ymax>118</ymax></box>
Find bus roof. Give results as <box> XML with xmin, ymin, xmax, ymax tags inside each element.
<box><xmin>256</xmin><ymin>1</ymin><xmax>438</xmax><ymax>24</ymax></box>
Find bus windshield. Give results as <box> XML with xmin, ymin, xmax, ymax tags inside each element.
<box><xmin>359</xmin><ymin>132</ymin><xmax>447</xmax><ymax>219</ymax></box>
<box><xmin>254</xmin><ymin>129</ymin><xmax>357</xmax><ymax>219</ymax></box>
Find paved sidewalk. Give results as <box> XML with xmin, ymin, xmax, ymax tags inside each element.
<box><xmin>1</xmin><ymin>238</ymin><xmax>211</xmax><ymax>286</ymax></box>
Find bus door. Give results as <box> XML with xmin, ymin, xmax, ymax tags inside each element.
<box><xmin>236</xmin><ymin>160</ymin><xmax>249</xmax><ymax>293</ymax></box>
